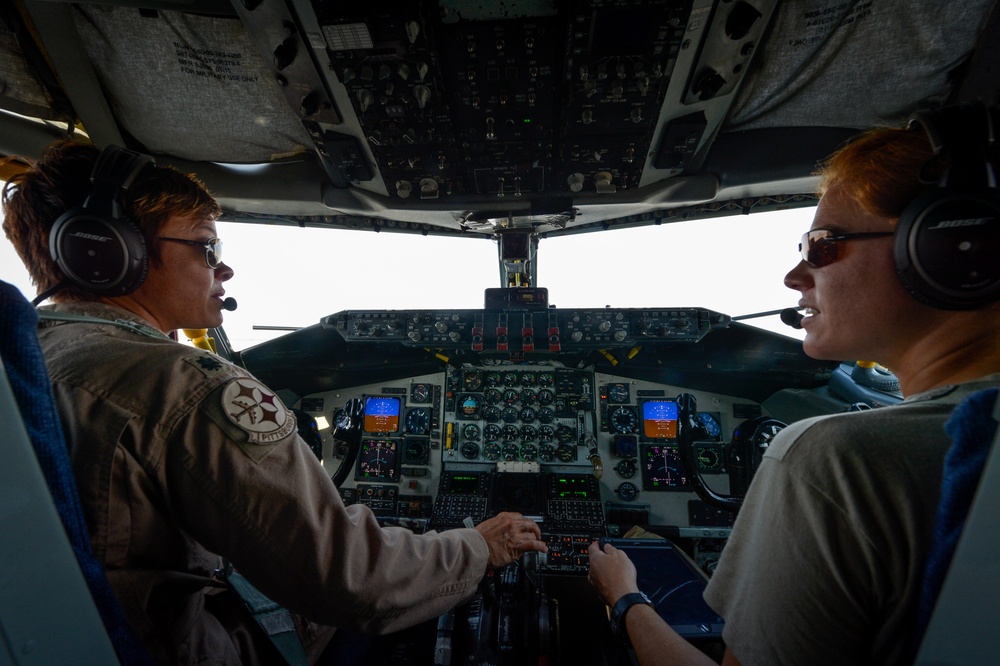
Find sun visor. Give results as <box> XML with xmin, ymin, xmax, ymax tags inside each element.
<box><xmin>73</xmin><ymin>5</ymin><xmax>311</xmax><ymax>163</ymax></box>
<box><xmin>724</xmin><ymin>0</ymin><xmax>993</xmax><ymax>131</ymax></box>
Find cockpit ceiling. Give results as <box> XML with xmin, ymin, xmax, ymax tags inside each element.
<box><xmin>2</xmin><ymin>0</ymin><xmax>997</xmax><ymax>235</ymax></box>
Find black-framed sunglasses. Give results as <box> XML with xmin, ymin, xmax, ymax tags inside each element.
<box><xmin>159</xmin><ymin>237</ymin><xmax>223</xmax><ymax>268</ymax></box>
<box><xmin>798</xmin><ymin>229</ymin><xmax>894</xmax><ymax>268</ymax></box>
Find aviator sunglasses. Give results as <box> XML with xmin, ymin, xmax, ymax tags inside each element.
<box><xmin>798</xmin><ymin>229</ymin><xmax>894</xmax><ymax>268</ymax></box>
<box><xmin>159</xmin><ymin>237</ymin><xmax>223</xmax><ymax>268</ymax></box>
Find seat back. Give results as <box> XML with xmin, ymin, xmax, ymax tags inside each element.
<box><xmin>914</xmin><ymin>386</ymin><xmax>1000</xmax><ymax>665</ymax></box>
<box><xmin>0</xmin><ymin>280</ymin><xmax>149</xmax><ymax>665</ymax></box>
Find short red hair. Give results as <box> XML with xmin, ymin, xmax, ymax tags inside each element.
<box><xmin>818</xmin><ymin>125</ymin><xmax>942</xmax><ymax>220</ymax></box>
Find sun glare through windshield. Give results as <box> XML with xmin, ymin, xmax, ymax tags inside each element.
<box><xmin>1</xmin><ymin>206</ymin><xmax>813</xmax><ymax>350</ymax></box>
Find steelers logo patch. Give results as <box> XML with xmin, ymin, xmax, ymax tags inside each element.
<box><xmin>221</xmin><ymin>378</ymin><xmax>295</xmax><ymax>444</ymax></box>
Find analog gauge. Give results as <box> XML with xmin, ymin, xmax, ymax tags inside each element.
<box><xmin>537</xmin><ymin>390</ymin><xmax>554</xmax><ymax>406</ymax></box>
<box><xmin>502</xmin><ymin>388</ymin><xmax>520</xmax><ymax>405</ymax></box>
<box><xmin>463</xmin><ymin>423</ymin><xmax>481</xmax><ymax>440</ymax></box>
<box><xmin>503</xmin><ymin>371</ymin><xmax>520</xmax><ymax>387</ymax></box>
<box><xmin>485</xmin><ymin>388</ymin><xmax>502</xmax><ymax>405</ymax></box>
<box><xmin>501</xmin><ymin>406</ymin><xmax>520</xmax><ymax>424</ymax></box>
<box><xmin>484</xmin><ymin>371</ymin><xmax>501</xmax><ymax>387</ymax></box>
<box><xmin>405</xmin><ymin>407</ymin><xmax>431</xmax><ymax>435</ymax></box>
<box><xmin>464</xmin><ymin>370</ymin><xmax>482</xmax><ymax>391</ymax></box>
<box><xmin>519</xmin><ymin>443</ymin><xmax>538</xmax><ymax>461</ymax></box>
<box><xmin>519</xmin><ymin>406</ymin><xmax>537</xmax><ymax>423</ymax></box>
<box><xmin>410</xmin><ymin>383</ymin><xmax>431</xmax><ymax>404</ymax></box>
<box><xmin>403</xmin><ymin>438</ymin><xmax>430</xmax><ymax>465</ymax></box>
<box><xmin>520</xmin><ymin>424</ymin><xmax>537</xmax><ymax>441</ymax></box>
<box><xmin>555</xmin><ymin>444</ymin><xmax>575</xmax><ymax>462</ymax></box>
<box><xmin>501</xmin><ymin>442</ymin><xmax>519</xmax><ymax>461</ymax></box>
<box><xmin>556</xmin><ymin>424</ymin><xmax>575</xmax><ymax>444</ymax></box>
<box><xmin>696</xmin><ymin>412</ymin><xmax>722</xmax><ymax>439</ymax></box>
<box><xmin>538</xmin><ymin>443</ymin><xmax>556</xmax><ymax>462</ymax></box>
<box><xmin>538</xmin><ymin>425</ymin><xmax>555</xmax><ymax>442</ymax></box>
<box><xmin>537</xmin><ymin>407</ymin><xmax>555</xmax><ymax>424</ymax></box>
<box><xmin>332</xmin><ymin>408</ymin><xmax>353</xmax><ymax>431</ymax></box>
<box><xmin>538</xmin><ymin>372</ymin><xmax>554</xmax><ymax>387</ymax></box>
<box><xmin>608</xmin><ymin>382</ymin><xmax>630</xmax><ymax>404</ymax></box>
<box><xmin>520</xmin><ymin>372</ymin><xmax>537</xmax><ymax>387</ymax></box>
<box><xmin>502</xmin><ymin>425</ymin><xmax>520</xmax><ymax>441</ymax></box>
<box><xmin>520</xmin><ymin>388</ymin><xmax>538</xmax><ymax>405</ymax></box>
<box><xmin>484</xmin><ymin>423</ymin><xmax>502</xmax><ymax>441</ymax></box>
<box><xmin>697</xmin><ymin>445</ymin><xmax>723</xmax><ymax>472</ymax></box>
<box><xmin>609</xmin><ymin>406</ymin><xmax>639</xmax><ymax>434</ymax></box>
<box><xmin>456</xmin><ymin>394</ymin><xmax>481</xmax><ymax>419</ymax></box>
<box><xmin>614</xmin><ymin>458</ymin><xmax>637</xmax><ymax>478</ymax></box>
<box><xmin>554</xmin><ymin>398</ymin><xmax>568</xmax><ymax>412</ymax></box>
<box><xmin>461</xmin><ymin>441</ymin><xmax>481</xmax><ymax>460</ymax></box>
<box><xmin>483</xmin><ymin>442</ymin><xmax>501</xmax><ymax>461</ymax></box>
<box><xmin>616</xmin><ymin>482</ymin><xmax>639</xmax><ymax>502</ymax></box>
<box><xmin>482</xmin><ymin>405</ymin><xmax>502</xmax><ymax>423</ymax></box>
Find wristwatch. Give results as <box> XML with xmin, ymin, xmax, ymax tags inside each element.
<box><xmin>608</xmin><ymin>591</ymin><xmax>653</xmax><ymax>645</ymax></box>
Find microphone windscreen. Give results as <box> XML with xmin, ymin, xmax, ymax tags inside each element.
<box><xmin>222</xmin><ymin>297</ymin><xmax>238</xmax><ymax>311</ymax></box>
<box><xmin>780</xmin><ymin>308</ymin><xmax>804</xmax><ymax>329</ymax></box>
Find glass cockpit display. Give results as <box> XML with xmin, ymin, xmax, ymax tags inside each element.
<box><xmin>641</xmin><ymin>443</ymin><xmax>688</xmax><ymax>491</ymax></box>
<box><xmin>363</xmin><ymin>396</ymin><xmax>401</xmax><ymax>433</ymax></box>
<box><xmin>357</xmin><ymin>439</ymin><xmax>400</xmax><ymax>482</ymax></box>
<box><xmin>641</xmin><ymin>399</ymin><xmax>679</xmax><ymax>439</ymax></box>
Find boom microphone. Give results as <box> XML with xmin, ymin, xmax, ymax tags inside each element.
<box><xmin>222</xmin><ymin>297</ymin><xmax>238</xmax><ymax>311</ymax></box>
<box><xmin>779</xmin><ymin>308</ymin><xmax>804</xmax><ymax>329</ymax></box>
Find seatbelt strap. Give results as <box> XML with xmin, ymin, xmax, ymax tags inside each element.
<box><xmin>226</xmin><ymin>569</ymin><xmax>309</xmax><ymax>666</ymax></box>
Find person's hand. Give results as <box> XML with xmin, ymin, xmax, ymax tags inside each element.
<box><xmin>587</xmin><ymin>541</ymin><xmax>639</xmax><ymax>605</ymax></box>
<box><xmin>475</xmin><ymin>512</ymin><xmax>548</xmax><ymax>569</ymax></box>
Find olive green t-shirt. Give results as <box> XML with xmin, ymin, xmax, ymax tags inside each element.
<box><xmin>704</xmin><ymin>374</ymin><xmax>1000</xmax><ymax>665</ymax></box>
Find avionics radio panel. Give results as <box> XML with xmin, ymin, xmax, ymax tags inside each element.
<box><xmin>325</xmin><ymin>307</ymin><xmax>729</xmax><ymax>351</ymax></box>
<box><xmin>432</xmin><ymin>470</ymin><xmax>604</xmax><ymax>534</ymax></box>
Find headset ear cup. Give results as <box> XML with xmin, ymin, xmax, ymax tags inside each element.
<box><xmin>50</xmin><ymin>207</ymin><xmax>149</xmax><ymax>295</ymax></box>
<box><xmin>48</xmin><ymin>145</ymin><xmax>155</xmax><ymax>296</ymax></box>
<box><xmin>894</xmin><ymin>188</ymin><xmax>1000</xmax><ymax>310</ymax></box>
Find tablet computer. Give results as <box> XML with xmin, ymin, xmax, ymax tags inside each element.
<box><xmin>603</xmin><ymin>538</ymin><xmax>724</xmax><ymax>640</ymax></box>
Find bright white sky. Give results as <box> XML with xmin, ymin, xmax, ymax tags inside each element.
<box><xmin>2</xmin><ymin>207</ymin><xmax>813</xmax><ymax>350</ymax></box>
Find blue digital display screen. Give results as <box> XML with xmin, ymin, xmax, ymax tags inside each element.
<box><xmin>642</xmin><ymin>400</ymin><xmax>678</xmax><ymax>439</ymax></box>
<box><xmin>363</xmin><ymin>396</ymin><xmax>401</xmax><ymax>433</ymax></box>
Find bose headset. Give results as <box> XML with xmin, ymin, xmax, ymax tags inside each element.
<box><xmin>893</xmin><ymin>101</ymin><xmax>1000</xmax><ymax>310</ymax></box>
<box><xmin>48</xmin><ymin>145</ymin><xmax>155</xmax><ymax>296</ymax></box>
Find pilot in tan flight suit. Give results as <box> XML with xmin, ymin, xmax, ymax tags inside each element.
<box><xmin>2</xmin><ymin>139</ymin><xmax>547</xmax><ymax>665</ymax></box>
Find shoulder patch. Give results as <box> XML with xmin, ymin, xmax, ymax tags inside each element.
<box><xmin>221</xmin><ymin>377</ymin><xmax>295</xmax><ymax>444</ymax></box>
<box><xmin>185</xmin><ymin>353</ymin><xmax>230</xmax><ymax>378</ymax></box>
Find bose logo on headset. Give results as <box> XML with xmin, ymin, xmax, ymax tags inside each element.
<box><xmin>927</xmin><ymin>218</ymin><xmax>992</xmax><ymax>229</ymax></box>
<box><xmin>67</xmin><ymin>231</ymin><xmax>114</xmax><ymax>242</ymax></box>
<box><xmin>49</xmin><ymin>145</ymin><xmax>155</xmax><ymax>295</ymax></box>
<box><xmin>893</xmin><ymin>101</ymin><xmax>1000</xmax><ymax>310</ymax></box>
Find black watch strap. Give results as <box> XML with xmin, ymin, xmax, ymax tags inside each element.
<box><xmin>609</xmin><ymin>591</ymin><xmax>653</xmax><ymax>645</ymax></box>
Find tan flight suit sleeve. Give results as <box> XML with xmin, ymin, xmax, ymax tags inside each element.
<box><xmin>163</xmin><ymin>372</ymin><xmax>489</xmax><ymax>635</ymax></box>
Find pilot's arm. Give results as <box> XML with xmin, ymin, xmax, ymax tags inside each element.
<box><xmin>587</xmin><ymin>542</ymin><xmax>734</xmax><ymax>665</ymax></box>
<box><xmin>167</xmin><ymin>367</ymin><xmax>542</xmax><ymax>635</ymax></box>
